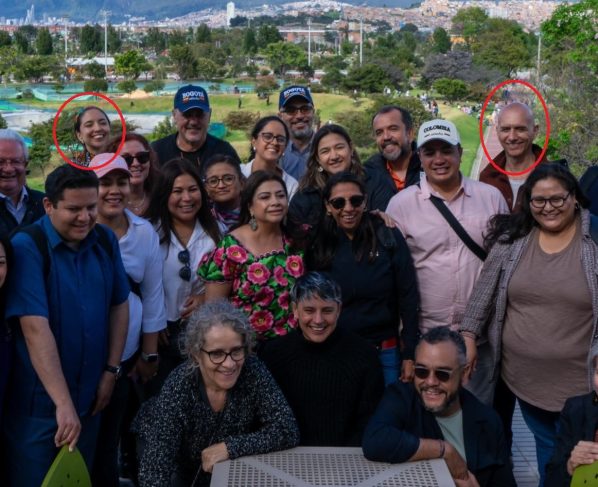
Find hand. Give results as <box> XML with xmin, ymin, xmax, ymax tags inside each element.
<box><xmin>158</xmin><ymin>329</ymin><xmax>170</xmax><ymax>347</ymax></box>
<box><xmin>92</xmin><ymin>371</ymin><xmax>117</xmax><ymax>415</ymax></box>
<box><xmin>462</xmin><ymin>335</ymin><xmax>477</xmax><ymax>381</ymax></box>
<box><xmin>181</xmin><ymin>294</ymin><xmax>204</xmax><ymax>320</ymax></box>
<box><xmin>443</xmin><ymin>441</ymin><xmax>469</xmax><ymax>481</ymax></box>
<box><xmin>130</xmin><ymin>356</ymin><xmax>158</xmax><ymax>384</ymax></box>
<box><xmin>201</xmin><ymin>442</ymin><xmax>229</xmax><ymax>473</ymax></box>
<box><xmin>54</xmin><ymin>401</ymin><xmax>81</xmax><ymax>451</ymax></box>
<box><xmin>400</xmin><ymin>359</ymin><xmax>415</xmax><ymax>383</ymax></box>
<box><xmin>567</xmin><ymin>441</ymin><xmax>598</xmax><ymax>475</ymax></box>
<box><xmin>369</xmin><ymin>209</ymin><xmax>397</xmax><ymax>228</ymax></box>
<box><xmin>454</xmin><ymin>471</ymin><xmax>480</xmax><ymax>487</ymax></box>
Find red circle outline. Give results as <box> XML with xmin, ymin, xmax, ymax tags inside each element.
<box><xmin>478</xmin><ymin>79</ymin><xmax>550</xmax><ymax>177</ymax></box>
<box><xmin>52</xmin><ymin>92</ymin><xmax>126</xmax><ymax>170</ymax></box>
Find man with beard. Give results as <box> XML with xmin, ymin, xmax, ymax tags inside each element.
<box><xmin>364</xmin><ymin>106</ymin><xmax>422</xmax><ymax>207</ymax></box>
<box><xmin>278</xmin><ymin>85</ymin><xmax>315</xmax><ymax>180</ymax></box>
<box><xmin>152</xmin><ymin>85</ymin><xmax>241</xmax><ymax>168</ymax></box>
<box><xmin>363</xmin><ymin>327</ymin><xmax>515</xmax><ymax>487</ymax></box>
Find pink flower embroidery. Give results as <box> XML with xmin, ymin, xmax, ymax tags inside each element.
<box><xmin>249</xmin><ymin>310</ymin><xmax>274</xmax><ymax>332</ymax></box>
<box><xmin>285</xmin><ymin>255</ymin><xmax>304</xmax><ymax>278</ymax></box>
<box><xmin>247</xmin><ymin>262</ymin><xmax>271</xmax><ymax>285</ymax></box>
<box><xmin>226</xmin><ymin>245</ymin><xmax>248</xmax><ymax>264</ymax></box>
<box><xmin>212</xmin><ymin>247</ymin><xmax>225</xmax><ymax>267</ymax></box>
<box><xmin>278</xmin><ymin>291</ymin><xmax>290</xmax><ymax>310</ymax></box>
<box><xmin>255</xmin><ymin>286</ymin><xmax>275</xmax><ymax>307</ymax></box>
<box><xmin>273</xmin><ymin>266</ymin><xmax>288</xmax><ymax>287</ymax></box>
<box><xmin>240</xmin><ymin>280</ymin><xmax>254</xmax><ymax>297</ymax></box>
<box><xmin>273</xmin><ymin>322</ymin><xmax>289</xmax><ymax>336</ymax></box>
<box><xmin>287</xmin><ymin>314</ymin><xmax>298</xmax><ymax>329</ymax></box>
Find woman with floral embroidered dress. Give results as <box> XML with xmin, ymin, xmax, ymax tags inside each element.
<box><xmin>199</xmin><ymin>171</ymin><xmax>304</xmax><ymax>342</ymax></box>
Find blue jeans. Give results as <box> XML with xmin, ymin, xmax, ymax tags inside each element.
<box><xmin>378</xmin><ymin>346</ymin><xmax>401</xmax><ymax>386</ymax></box>
<box><xmin>518</xmin><ymin>397</ymin><xmax>560</xmax><ymax>487</ymax></box>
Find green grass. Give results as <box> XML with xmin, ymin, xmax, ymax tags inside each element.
<box><xmin>438</xmin><ymin>103</ymin><xmax>480</xmax><ymax>177</ymax></box>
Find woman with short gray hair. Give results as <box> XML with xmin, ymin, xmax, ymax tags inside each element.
<box><xmin>135</xmin><ymin>299</ymin><xmax>299</xmax><ymax>486</ymax></box>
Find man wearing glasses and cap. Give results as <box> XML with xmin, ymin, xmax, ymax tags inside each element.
<box><xmin>152</xmin><ymin>85</ymin><xmax>241</xmax><ymax>168</ymax></box>
<box><xmin>385</xmin><ymin>120</ymin><xmax>507</xmax><ymax>404</ymax></box>
<box><xmin>278</xmin><ymin>85</ymin><xmax>316</xmax><ymax>180</ymax></box>
<box><xmin>363</xmin><ymin>327</ymin><xmax>515</xmax><ymax>487</ymax></box>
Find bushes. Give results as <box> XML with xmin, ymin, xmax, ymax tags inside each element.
<box><xmin>224</xmin><ymin>111</ymin><xmax>260</xmax><ymax>132</ymax></box>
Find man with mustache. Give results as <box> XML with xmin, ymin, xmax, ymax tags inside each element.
<box><xmin>152</xmin><ymin>85</ymin><xmax>241</xmax><ymax>169</ymax></box>
<box><xmin>364</xmin><ymin>105</ymin><xmax>422</xmax><ymax>208</ymax></box>
<box><xmin>363</xmin><ymin>327</ymin><xmax>515</xmax><ymax>487</ymax></box>
<box><xmin>479</xmin><ymin>102</ymin><xmax>548</xmax><ymax>212</ymax></box>
<box><xmin>278</xmin><ymin>85</ymin><xmax>315</xmax><ymax>180</ymax></box>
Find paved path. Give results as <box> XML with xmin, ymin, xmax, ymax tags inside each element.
<box><xmin>471</xmin><ymin>117</ymin><xmax>503</xmax><ymax>180</ymax></box>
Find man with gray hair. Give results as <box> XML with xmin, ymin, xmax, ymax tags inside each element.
<box><xmin>0</xmin><ymin>129</ymin><xmax>45</xmax><ymax>237</ymax></box>
<box><xmin>363</xmin><ymin>327</ymin><xmax>515</xmax><ymax>487</ymax></box>
<box><xmin>260</xmin><ymin>271</ymin><xmax>384</xmax><ymax>446</ymax></box>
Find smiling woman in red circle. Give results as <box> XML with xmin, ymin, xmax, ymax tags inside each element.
<box><xmin>73</xmin><ymin>106</ymin><xmax>111</xmax><ymax>167</ymax></box>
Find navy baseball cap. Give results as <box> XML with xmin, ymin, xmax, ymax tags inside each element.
<box><xmin>279</xmin><ymin>85</ymin><xmax>313</xmax><ymax>110</ymax></box>
<box><xmin>174</xmin><ymin>85</ymin><xmax>210</xmax><ymax>113</ymax></box>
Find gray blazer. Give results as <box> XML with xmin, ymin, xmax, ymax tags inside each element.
<box><xmin>460</xmin><ymin>209</ymin><xmax>598</xmax><ymax>384</ymax></box>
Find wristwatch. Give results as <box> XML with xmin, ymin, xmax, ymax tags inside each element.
<box><xmin>104</xmin><ymin>364</ymin><xmax>122</xmax><ymax>379</ymax></box>
<box><xmin>141</xmin><ymin>352</ymin><xmax>159</xmax><ymax>363</ymax></box>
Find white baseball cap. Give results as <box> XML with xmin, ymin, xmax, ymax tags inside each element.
<box><xmin>417</xmin><ymin>119</ymin><xmax>460</xmax><ymax>149</ymax></box>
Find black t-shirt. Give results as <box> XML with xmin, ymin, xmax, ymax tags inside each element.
<box><xmin>151</xmin><ymin>132</ymin><xmax>241</xmax><ymax>169</ymax></box>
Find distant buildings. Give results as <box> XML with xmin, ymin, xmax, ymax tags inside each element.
<box><xmin>226</xmin><ymin>2</ymin><xmax>235</xmax><ymax>27</ymax></box>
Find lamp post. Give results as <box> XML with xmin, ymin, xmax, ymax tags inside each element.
<box><xmin>100</xmin><ymin>9</ymin><xmax>111</xmax><ymax>77</ymax></box>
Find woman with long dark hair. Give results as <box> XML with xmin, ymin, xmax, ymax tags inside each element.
<box><xmin>107</xmin><ymin>132</ymin><xmax>161</xmax><ymax>217</ymax></box>
<box><xmin>199</xmin><ymin>171</ymin><xmax>304</xmax><ymax>342</ymax></box>
<box><xmin>146</xmin><ymin>158</ymin><xmax>222</xmax><ymax>392</ymax></box>
<box><xmin>306</xmin><ymin>172</ymin><xmax>419</xmax><ymax>385</ymax></box>
<box><xmin>461</xmin><ymin>163</ymin><xmax>598</xmax><ymax>486</ymax></box>
<box><xmin>73</xmin><ymin>106</ymin><xmax>111</xmax><ymax>166</ymax></box>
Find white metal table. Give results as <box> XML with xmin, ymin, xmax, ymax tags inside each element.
<box><xmin>211</xmin><ymin>446</ymin><xmax>456</xmax><ymax>486</ymax></box>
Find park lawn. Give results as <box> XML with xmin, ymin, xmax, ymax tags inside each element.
<box><xmin>438</xmin><ymin>103</ymin><xmax>480</xmax><ymax>178</ymax></box>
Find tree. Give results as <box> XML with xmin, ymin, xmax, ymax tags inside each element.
<box><xmin>168</xmin><ymin>30</ymin><xmax>187</xmax><ymax>47</ymax></box>
<box><xmin>0</xmin><ymin>31</ymin><xmax>10</xmax><ymax>48</ymax></box>
<box><xmin>14</xmin><ymin>55</ymin><xmax>60</xmax><ymax>82</ymax></box>
<box><xmin>432</xmin><ymin>27</ymin><xmax>451</xmax><ymax>54</ymax></box>
<box><xmin>83</xmin><ymin>78</ymin><xmax>108</xmax><ymax>92</ymax></box>
<box><xmin>321</xmin><ymin>67</ymin><xmax>344</xmax><ymax>91</ymax></box>
<box><xmin>170</xmin><ymin>45</ymin><xmax>197</xmax><ymax>80</ymax></box>
<box><xmin>80</xmin><ymin>24</ymin><xmax>102</xmax><ymax>54</ymax></box>
<box><xmin>115</xmin><ymin>50</ymin><xmax>148</xmax><ymax>80</ymax></box>
<box><xmin>421</xmin><ymin>50</ymin><xmax>502</xmax><ymax>86</ymax></box>
<box><xmin>13</xmin><ymin>31</ymin><xmax>31</xmax><ymax>54</ymax></box>
<box><xmin>36</xmin><ymin>28</ymin><xmax>53</xmax><ymax>55</ymax></box>
<box><xmin>257</xmin><ymin>25</ymin><xmax>282</xmax><ymax>48</ymax></box>
<box><xmin>29</xmin><ymin>118</ymin><xmax>59</xmax><ymax>177</ymax></box>
<box><xmin>243</xmin><ymin>27</ymin><xmax>258</xmax><ymax>55</ymax></box>
<box><xmin>150</xmin><ymin>116</ymin><xmax>176</xmax><ymax>141</ymax></box>
<box><xmin>117</xmin><ymin>79</ymin><xmax>137</xmax><ymax>94</ymax></box>
<box><xmin>195</xmin><ymin>24</ymin><xmax>211</xmax><ymax>43</ymax></box>
<box><xmin>0</xmin><ymin>46</ymin><xmax>18</xmax><ymax>85</ymax></box>
<box><xmin>196</xmin><ymin>58</ymin><xmax>218</xmax><ymax>79</ymax></box>
<box><xmin>433</xmin><ymin>78</ymin><xmax>469</xmax><ymax>102</ymax></box>
<box><xmin>107</xmin><ymin>25</ymin><xmax>122</xmax><ymax>53</ymax></box>
<box><xmin>145</xmin><ymin>27</ymin><xmax>167</xmax><ymax>52</ymax></box>
<box><xmin>0</xmin><ymin>113</ymin><xmax>6</xmax><ymax>129</ymax></box>
<box><xmin>28</xmin><ymin>142</ymin><xmax>52</xmax><ymax>178</ymax></box>
<box><xmin>264</xmin><ymin>42</ymin><xmax>308</xmax><ymax>75</ymax></box>
<box><xmin>451</xmin><ymin>7</ymin><xmax>488</xmax><ymax>46</ymax></box>
<box><xmin>85</xmin><ymin>61</ymin><xmax>105</xmax><ymax>79</ymax></box>
<box><xmin>343</xmin><ymin>63</ymin><xmax>392</xmax><ymax>94</ymax></box>
<box><xmin>143</xmin><ymin>79</ymin><xmax>165</xmax><ymax>93</ymax></box>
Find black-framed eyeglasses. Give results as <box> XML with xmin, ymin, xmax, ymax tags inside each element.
<box><xmin>530</xmin><ymin>192</ymin><xmax>571</xmax><ymax>209</ymax></box>
<box><xmin>200</xmin><ymin>346</ymin><xmax>246</xmax><ymax>364</ymax></box>
<box><xmin>122</xmin><ymin>151</ymin><xmax>151</xmax><ymax>166</ymax></box>
<box><xmin>0</xmin><ymin>158</ymin><xmax>26</xmax><ymax>167</ymax></box>
<box><xmin>328</xmin><ymin>195</ymin><xmax>365</xmax><ymax>210</ymax></box>
<box><xmin>414</xmin><ymin>365</ymin><xmax>460</xmax><ymax>383</ymax></box>
<box><xmin>259</xmin><ymin>132</ymin><xmax>287</xmax><ymax>145</ymax></box>
<box><xmin>204</xmin><ymin>174</ymin><xmax>236</xmax><ymax>188</ymax></box>
<box><xmin>282</xmin><ymin>105</ymin><xmax>313</xmax><ymax>116</ymax></box>
<box><xmin>178</xmin><ymin>249</ymin><xmax>191</xmax><ymax>281</ymax></box>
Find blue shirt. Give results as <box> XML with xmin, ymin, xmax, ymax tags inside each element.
<box><xmin>280</xmin><ymin>140</ymin><xmax>311</xmax><ymax>181</ymax></box>
<box><xmin>6</xmin><ymin>216</ymin><xmax>130</xmax><ymax>418</ymax></box>
<box><xmin>0</xmin><ymin>186</ymin><xmax>29</xmax><ymax>224</ymax></box>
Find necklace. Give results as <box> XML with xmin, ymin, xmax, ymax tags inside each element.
<box><xmin>128</xmin><ymin>193</ymin><xmax>147</xmax><ymax>212</ymax></box>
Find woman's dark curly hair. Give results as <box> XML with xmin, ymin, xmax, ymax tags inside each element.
<box><xmin>485</xmin><ymin>163</ymin><xmax>589</xmax><ymax>248</ymax></box>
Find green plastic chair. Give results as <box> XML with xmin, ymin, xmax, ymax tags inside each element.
<box><xmin>41</xmin><ymin>445</ymin><xmax>91</xmax><ymax>487</ymax></box>
<box><xmin>571</xmin><ymin>461</ymin><xmax>598</xmax><ymax>486</ymax></box>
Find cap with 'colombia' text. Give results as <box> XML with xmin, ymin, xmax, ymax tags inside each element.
<box><xmin>174</xmin><ymin>85</ymin><xmax>211</xmax><ymax>113</ymax></box>
<box><xmin>417</xmin><ymin>119</ymin><xmax>460</xmax><ymax>149</ymax></box>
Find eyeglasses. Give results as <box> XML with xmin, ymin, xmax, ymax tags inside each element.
<box><xmin>414</xmin><ymin>365</ymin><xmax>459</xmax><ymax>383</ymax></box>
<box><xmin>328</xmin><ymin>195</ymin><xmax>365</xmax><ymax>210</ymax></box>
<box><xmin>200</xmin><ymin>346</ymin><xmax>246</xmax><ymax>364</ymax></box>
<box><xmin>121</xmin><ymin>151</ymin><xmax>151</xmax><ymax>166</ymax></box>
<box><xmin>0</xmin><ymin>158</ymin><xmax>26</xmax><ymax>167</ymax></box>
<box><xmin>259</xmin><ymin>132</ymin><xmax>287</xmax><ymax>145</ymax></box>
<box><xmin>204</xmin><ymin>174</ymin><xmax>236</xmax><ymax>188</ymax></box>
<box><xmin>178</xmin><ymin>249</ymin><xmax>191</xmax><ymax>281</ymax></box>
<box><xmin>530</xmin><ymin>193</ymin><xmax>571</xmax><ymax>209</ymax></box>
<box><xmin>282</xmin><ymin>105</ymin><xmax>314</xmax><ymax>116</ymax></box>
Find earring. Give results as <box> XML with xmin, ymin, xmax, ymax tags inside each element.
<box><xmin>249</xmin><ymin>214</ymin><xmax>258</xmax><ymax>231</ymax></box>
<box><xmin>575</xmin><ymin>202</ymin><xmax>580</xmax><ymax>210</ymax></box>
<box><xmin>317</xmin><ymin>166</ymin><xmax>324</xmax><ymax>173</ymax></box>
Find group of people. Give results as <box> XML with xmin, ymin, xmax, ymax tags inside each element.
<box><xmin>0</xmin><ymin>82</ymin><xmax>597</xmax><ymax>487</ymax></box>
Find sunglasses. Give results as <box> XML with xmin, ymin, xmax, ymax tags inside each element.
<box><xmin>282</xmin><ymin>105</ymin><xmax>313</xmax><ymax>116</ymax></box>
<box><xmin>122</xmin><ymin>151</ymin><xmax>151</xmax><ymax>166</ymax></box>
<box><xmin>414</xmin><ymin>365</ymin><xmax>459</xmax><ymax>383</ymax></box>
<box><xmin>328</xmin><ymin>195</ymin><xmax>365</xmax><ymax>210</ymax></box>
<box><xmin>178</xmin><ymin>249</ymin><xmax>191</xmax><ymax>281</ymax></box>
